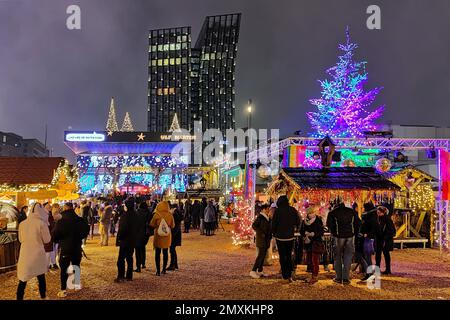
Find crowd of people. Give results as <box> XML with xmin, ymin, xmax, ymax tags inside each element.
<box><xmin>250</xmin><ymin>195</ymin><xmax>396</xmax><ymax>285</ymax></box>
<box><xmin>13</xmin><ymin>194</ymin><xmax>222</xmax><ymax>300</ymax></box>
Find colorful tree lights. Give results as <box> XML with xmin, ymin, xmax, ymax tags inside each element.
<box><xmin>231</xmin><ymin>201</ymin><xmax>254</xmax><ymax>246</ymax></box>
<box><xmin>307</xmin><ymin>27</ymin><xmax>384</xmax><ymax>138</ymax></box>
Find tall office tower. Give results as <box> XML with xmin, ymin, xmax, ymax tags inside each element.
<box><xmin>194</xmin><ymin>13</ymin><xmax>241</xmax><ymax>132</ymax></box>
<box><xmin>148</xmin><ymin>27</ymin><xmax>192</xmax><ymax>132</ymax></box>
<box><xmin>147</xmin><ymin>13</ymin><xmax>241</xmax><ymax>133</ymax></box>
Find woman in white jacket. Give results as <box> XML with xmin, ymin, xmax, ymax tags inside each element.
<box><xmin>16</xmin><ymin>202</ymin><xmax>51</xmax><ymax>300</ymax></box>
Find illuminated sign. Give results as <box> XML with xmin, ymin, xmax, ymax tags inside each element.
<box><xmin>160</xmin><ymin>134</ymin><xmax>196</xmax><ymax>141</ymax></box>
<box><xmin>121</xmin><ymin>166</ymin><xmax>154</xmax><ymax>174</ymax></box>
<box><xmin>66</xmin><ymin>132</ymin><xmax>105</xmax><ymax>142</ymax></box>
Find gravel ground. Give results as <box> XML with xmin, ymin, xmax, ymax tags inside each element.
<box><xmin>1</xmin><ymin>225</ymin><xmax>450</xmax><ymax>300</ymax></box>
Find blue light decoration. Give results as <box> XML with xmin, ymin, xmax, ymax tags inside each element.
<box><xmin>307</xmin><ymin>27</ymin><xmax>384</xmax><ymax>138</ymax></box>
<box><xmin>77</xmin><ymin>155</ymin><xmax>188</xmax><ymax>194</ymax></box>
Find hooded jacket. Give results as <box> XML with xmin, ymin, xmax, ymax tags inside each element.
<box><xmin>150</xmin><ymin>201</ymin><xmax>175</xmax><ymax>249</ymax></box>
<box><xmin>17</xmin><ymin>203</ymin><xmax>51</xmax><ymax>282</ymax></box>
<box><xmin>52</xmin><ymin>209</ymin><xmax>90</xmax><ymax>257</ymax></box>
<box><xmin>252</xmin><ymin>212</ymin><xmax>272</xmax><ymax>248</ymax></box>
<box><xmin>116</xmin><ymin>202</ymin><xmax>138</xmax><ymax>249</ymax></box>
<box><xmin>272</xmin><ymin>196</ymin><xmax>301</xmax><ymax>241</ymax></box>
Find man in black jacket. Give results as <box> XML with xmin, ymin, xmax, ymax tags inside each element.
<box><xmin>272</xmin><ymin>195</ymin><xmax>301</xmax><ymax>282</ymax></box>
<box><xmin>115</xmin><ymin>198</ymin><xmax>138</xmax><ymax>282</ymax></box>
<box><xmin>327</xmin><ymin>202</ymin><xmax>361</xmax><ymax>284</ymax></box>
<box><xmin>52</xmin><ymin>202</ymin><xmax>90</xmax><ymax>298</ymax></box>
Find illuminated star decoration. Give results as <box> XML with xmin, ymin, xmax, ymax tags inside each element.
<box><xmin>137</xmin><ymin>133</ymin><xmax>145</xmax><ymax>141</ymax></box>
<box><xmin>307</xmin><ymin>26</ymin><xmax>384</xmax><ymax>138</ymax></box>
<box><xmin>107</xmin><ymin>131</ymin><xmax>113</xmax><ymax>136</ymax></box>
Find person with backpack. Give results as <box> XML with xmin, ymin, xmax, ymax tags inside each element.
<box><xmin>167</xmin><ymin>203</ymin><xmax>183</xmax><ymax>271</ymax></box>
<box><xmin>16</xmin><ymin>203</ymin><xmax>51</xmax><ymax>300</ymax></box>
<box><xmin>52</xmin><ymin>202</ymin><xmax>90</xmax><ymax>298</ymax></box>
<box><xmin>327</xmin><ymin>202</ymin><xmax>361</xmax><ymax>285</ymax></box>
<box><xmin>115</xmin><ymin>198</ymin><xmax>138</xmax><ymax>282</ymax></box>
<box><xmin>250</xmin><ymin>203</ymin><xmax>272</xmax><ymax>279</ymax></box>
<box><xmin>271</xmin><ymin>195</ymin><xmax>301</xmax><ymax>283</ymax></box>
<box><xmin>150</xmin><ymin>201</ymin><xmax>175</xmax><ymax>276</ymax></box>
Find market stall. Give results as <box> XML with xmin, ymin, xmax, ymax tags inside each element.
<box><xmin>0</xmin><ymin>157</ymin><xmax>78</xmax><ymax>209</ymax></box>
<box><xmin>384</xmin><ymin>166</ymin><xmax>436</xmax><ymax>247</ymax></box>
<box><xmin>265</xmin><ymin>167</ymin><xmax>400</xmax><ymax>263</ymax></box>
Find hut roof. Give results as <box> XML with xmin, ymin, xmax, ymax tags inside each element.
<box><xmin>281</xmin><ymin>167</ymin><xmax>400</xmax><ymax>191</ymax></box>
<box><xmin>0</xmin><ymin>157</ymin><xmax>64</xmax><ymax>185</ymax></box>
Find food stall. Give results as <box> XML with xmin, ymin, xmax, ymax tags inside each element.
<box><xmin>266</xmin><ymin>167</ymin><xmax>400</xmax><ymax>264</ymax></box>
<box><xmin>0</xmin><ymin>157</ymin><xmax>78</xmax><ymax>273</ymax></box>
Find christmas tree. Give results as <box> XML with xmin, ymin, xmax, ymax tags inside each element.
<box><xmin>231</xmin><ymin>201</ymin><xmax>254</xmax><ymax>246</ymax></box>
<box><xmin>120</xmin><ymin>112</ymin><xmax>134</xmax><ymax>132</ymax></box>
<box><xmin>169</xmin><ymin>113</ymin><xmax>181</xmax><ymax>132</ymax></box>
<box><xmin>106</xmin><ymin>97</ymin><xmax>119</xmax><ymax>132</ymax></box>
<box><xmin>307</xmin><ymin>27</ymin><xmax>384</xmax><ymax>138</ymax></box>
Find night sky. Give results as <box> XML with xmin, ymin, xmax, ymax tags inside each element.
<box><xmin>0</xmin><ymin>0</ymin><xmax>449</xmax><ymax>160</ymax></box>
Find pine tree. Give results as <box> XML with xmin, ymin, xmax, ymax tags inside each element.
<box><xmin>169</xmin><ymin>113</ymin><xmax>181</xmax><ymax>132</ymax></box>
<box><xmin>307</xmin><ymin>27</ymin><xmax>384</xmax><ymax>138</ymax></box>
<box><xmin>120</xmin><ymin>112</ymin><xmax>134</xmax><ymax>132</ymax></box>
<box><xmin>106</xmin><ymin>97</ymin><xmax>119</xmax><ymax>132</ymax></box>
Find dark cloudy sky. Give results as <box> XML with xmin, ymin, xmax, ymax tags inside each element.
<box><xmin>1</xmin><ymin>0</ymin><xmax>449</xmax><ymax>160</ymax></box>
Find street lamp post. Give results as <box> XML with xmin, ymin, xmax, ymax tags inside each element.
<box><xmin>247</xmin><ymin>99</ymin><xmax>252</xmax><ymax>130</ymax></box>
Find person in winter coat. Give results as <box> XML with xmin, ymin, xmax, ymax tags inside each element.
<box><xmin>100</xmin><ymin>203</ymin><xmax>113</xmax><ymax>246</ymax></box>
<box><xmin>301</xmin><ymin>205</ymin><xmax>325</xmax><ymax>284</ymax></box>
<box><xmin>272</xmin><ymin>195</ymin><xmax>301</xmax><ymax>283</ymax></box>
<box><xmin>16</xmin><ymin>202</ymin><xmax>51</xmax><ymax>300</ymax></box>
<box><xmin>80</xmin><ymin>201</ymin><xmax>92</xmax><ymax>245</ymax></box>
<box><xmin>204</xmin><ymin>200</ymin><xmax>217</xmax><ymax>236</ymax></box>
<box><xmin>200</xmin><ymin>197</ymin><xmax>208</xmax><ymax>235</ymax></box>
<box><xmin>250</xmin><ymin>204</ymin><xmax>272</xmax><ymax>279</ymax></box>
<box><xmin>360</xmin><ymin>202</ymin><xmax>378</xmax><ymax>267</ymax></box>
<box><xmin>150</xmin><ymin>201</ymin><xmax>175</xmax><ymax>276</ymax></box>
<box><xmin>52</xmin><ymin>202</ymin><xmax>90</xmax><ymax>298</ymax></box>
<box><xmin>327</xmin><ymin>202</ymin><xmax>361</xmax><ymax>285</ymax></box>
<box><xmin>191</xmin><ymin>200</ymin><xmax>201</xmax><ymax>229</ymax></box>
<box><xmin>375</xmin><ymin>206</ymin><xmax>396</xmax><ymax>275</ymax></box>
<box><xmin>134</xmin><ymin>201</ymin><xmax>151</xmax><ymax>272</ymax></box>
<box><xmin>183</xmin><ymin>199</ymin><xmax>192</xmax><ymax>233</ymax></box>
<box><xmin>115</xmin><ymin>198</ymin><xmax>138</xmax><ymax>282</ymax></box>
<box><xmin>167</xmin><ymin>203</ymin><xmax>183</xmax><ymax>271</ymax></box>
<box><xmin>17</xmin><ymin>206</ymin><xmax>28</xmax><ymax>225</ymax></box>
<box><xmin>43</xmin><ymin>202</ymin><xmax>58</xmax><ymax>270</ymax></box>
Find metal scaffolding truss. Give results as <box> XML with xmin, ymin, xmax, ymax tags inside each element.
<box><xmin>248</xmin><ymin>136</ymin><xmax>450</xmax><ymax>163</ymax></box>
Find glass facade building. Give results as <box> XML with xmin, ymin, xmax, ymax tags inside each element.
<box><xmin>148</xmin><ymin>13</ymin><xmax>241</xmax><ymax>133</ymax></box>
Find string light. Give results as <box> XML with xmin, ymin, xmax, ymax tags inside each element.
<box><xmin>307</xmin><ymin>27</ymin><xmax>384</xmax><ymax>138</ymax></box>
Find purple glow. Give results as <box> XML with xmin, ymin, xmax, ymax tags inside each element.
<box><xmin>307</xmin><ymin>27</ymin><xmax>384</xmax><ymax>138</ymax></box>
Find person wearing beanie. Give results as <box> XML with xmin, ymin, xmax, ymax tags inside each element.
<box><xmin>115</xmin><ymin>198</ymin><xmax>138</xmax><ymax>282</ymax></box>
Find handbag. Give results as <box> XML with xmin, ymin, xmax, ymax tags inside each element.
<box><xmin>312</xmin><ymin>241</ymin><xmax>325</xmax><ymax>254</ymax></box>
